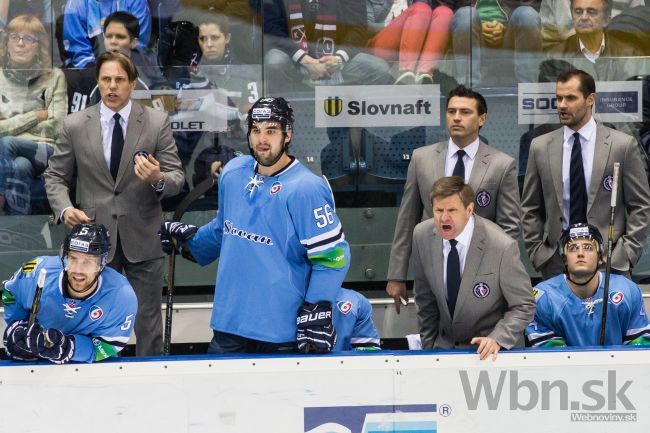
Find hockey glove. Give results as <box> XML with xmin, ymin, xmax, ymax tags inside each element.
<box><xmin>26</xmin><ymin>323</ymin><xmax>75</xmax><ymax>364</ymax></box>
<box><xmin>296</xmin><ymin>302</ymin><xmax>337</xmax><ymax>354</ymax></box>
<box><xmin>159</xmin><ymin>221</ymin><xmax>198</xmax><ymax>255</ymax></box>
<box><xmin>3</xmin><ymin>320</ymin><xmax>38</xmax><ymax>361</ymax></box>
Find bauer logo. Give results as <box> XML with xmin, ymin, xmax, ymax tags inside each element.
<box><xmin>304</xmin><ymin>404</ymin><xmax>438</xmax><ymax>433</ymax></box>
<box><xmin>316</xmin><ymin>85</ymin><xmax>440</xmax><ymax>127</ymax></box>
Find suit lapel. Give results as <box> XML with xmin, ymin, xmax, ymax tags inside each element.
<box><xmin>587</xmin><ymin>124</ymin><xmax>611</xmax><ymax>212</ymax></box>
<box><xmin>548</xmin><ymin>129</ymin><xmax>564</xmax><ymax>211</ymax></box>
<box><xmin>87</xmin><ymin>105</ymin><xmax>114</xmax><ymax>186</ymax></box>
<box><xmin>468</xmin><ymin>141</ymin><xmax>490</xmax><ymax>189</ymax></box>
<box><xmin>454</xmin><ymin>217</ymin><xmax>485</xmax><ymax>317</ymax></box>
<box><xmin>116</xmin><ymin>102</ymin><xmax>144</xmax><ymax>185</ymax></box>
<box><xmin>433</xmin><ymin>142</ymin><xmax>446</xmax><ymax>178</ymax></box>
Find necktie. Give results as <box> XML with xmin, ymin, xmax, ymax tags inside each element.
<box><xmin>570</xmin><ymin>132</ymin><xmax>588</xmax><ymax>224</ymax></box>
<box><xmin>110</xmin><ymin>113</ymin><xmax>124</xmax><ymax>180</ymax></box>
<box><xmin>452</xmin><ymin>149</ymin><xmax>466</xmax><ymax>180</ymax></box>
<box><xmin>447</xmin><ymin>239</ymin><xmax>461</xmax><ymax>318</ymax></box>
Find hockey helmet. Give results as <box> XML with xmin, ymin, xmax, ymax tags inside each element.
<box><xmin>559</xmin><ymin>223</ymin><xmax>604</xmax><ymax>258</ymax></box>
<box><xmin>247</xmin><ymin>97</ymin><xmax>294</xmax><ymax>133</ymax></box>
<box><xmin>61</xmin><ymin>223</ymin><xmax>111</xmax><ymax>269</ymax></box>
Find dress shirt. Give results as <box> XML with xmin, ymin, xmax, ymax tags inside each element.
<box><xmin>442</xmin><ymin>215</ymin><xmax>475</xmax><ymax>300</ymax></box>
<box><xmin>445</xmin><ymin>137</ymin><xmax>480</xmax><ymax>183</ymax></box>
<box><xmin>562</xmin><ymin>117</ymin><xmax>596</xmax><ymax>228</ymax></box>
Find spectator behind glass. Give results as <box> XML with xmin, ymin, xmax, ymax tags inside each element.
<box><xmin>0</xmin><ymin>0</ymin><xmax>53</xmax><ymax>31</ymax></box>
<box><xmin>62</xmin><ymin>0</ymin><xmax>151</xmax><ymax>68</ymax></box>
<box><xmin>451</xmin><ymin>0</ymin><xmax>542</xmax><ymax>87</ymax></box>
<box><xmin>367</xmin><ymin>0</ymin><xmax>454</xmax><ymax>85</ymax></box>
<box><xmin>0</xmin><ymin>14</ymin><xmax>67</xmax><ymax>215</ymax></box>
<box><xmin>540</xmin><ymin>0</ymin><xmax>644</xmax><ymax>49</ymax></box>
<box><xmin>540</xmin><ymin>0</ymin><xmax>647</xmax><ymax>82</ymax></box>
<box><xmin>263</xmin><ymin>0</ymin><xmax>393</xmax><ymax>93</ymax></box>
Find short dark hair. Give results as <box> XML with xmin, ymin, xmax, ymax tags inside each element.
<box><xmin>95</xmin><ymin>51</ymin><xmax>138</xmax><ymax>82</ymax></box>
<box><xmin>103</xmin><ymin>11</ymin><xmax>140</xmax><ymax>40</ymax></box>
<box><xmin>447</xmin><ymin>85</ymin><xmax>487</xmax><ymax>115</ymax></box>
<box><xmin>570</xmin><ymin>0</ymin><xmax>612</xmax><ymax>18</ymax></box>
<box><xmin>430</xmin><ymin>176</ymin><xmax>475</xmax><ymax>208</ymax></box>
<box><xmin>557</xmin><ymin>69</ymin><xmax>596</xmax><ymax>98</ymax></box>
<box><xmin>197</xmin><ymin>13</ymin><xmax>230</xmax><ymax>35</ymax></box>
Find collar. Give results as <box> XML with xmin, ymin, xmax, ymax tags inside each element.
<box><xmin>578</xmin><ymin>34</ymin><xmax>605</xmax><ymax>58</ymax></box>
<box><xmin>563</xmin><ymin>116</ymin><xmax>596</xmax><ymax>144</ymax></box>
<box><xmin>254</xmin><ymin>156</ymin><xmax>299</xmax><ymax>178</ymax></box>
<box><xmin>444</xmin><ymin>214</ymin><xmax>475</xmax><ymax>250</ymax></box>
<box><xmin>448</xmin><ymin>137</ymin><xmax>480</xmax><ymax>160</ymax></box>
<box><xmin>100</xmin><ymin>100</ymin><xmax>132</xmax><ymax>122</ymax></box>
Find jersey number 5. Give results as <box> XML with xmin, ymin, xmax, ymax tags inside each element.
<box><xmin>313</xmin><ymin>205</ymin><xmax>334</xmax><ymax>228</ymax></box>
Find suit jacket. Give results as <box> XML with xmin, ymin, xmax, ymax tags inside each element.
<box><xmin>387</xmin><ymin>140</ymin><xmax>522</xmax><ymax>281</ymax></box>
<box><xmin>413</xmin><ymin>215</ymin><xmax>535</xmax><ymax>350</ymax></box>
<box><xmin>44</xmin><ymin>101</ymin><xmax>184</xmax><ymax>263</ymax></box>
<box><xmin>521</xmin><ymin>123</ymin><xmax>650</xmax><ymax>273</ymax></box>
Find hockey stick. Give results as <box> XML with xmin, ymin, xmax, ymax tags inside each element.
<box><xmin>28</xmin><ymin>269</ymin><xmax>47</xmax><ymax>328</ymax></box>
<box><xmin>599</xmin><ymin>162</ymin><xmax>620</xmax><ymax>346</ymax></box>
<box><xmin>163</xmin><ymin>175</ymin><xmax>216</xmax><ymax>355</ymax></box>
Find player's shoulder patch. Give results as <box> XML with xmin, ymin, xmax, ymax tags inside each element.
<box><xmin>20</xmin><ymin>258</ymin><xmax>43</xmax><ymax>278</ymax></box>
<box><xmin>533</xmin><ymin>287</ymin><xmax>545</xmax><ymax>301</ymax></box>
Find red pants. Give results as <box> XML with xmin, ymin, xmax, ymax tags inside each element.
<box><xmin>368</xmin><ymin>3</ymin><xmax>453</xmax><ymax>74</ymax></box>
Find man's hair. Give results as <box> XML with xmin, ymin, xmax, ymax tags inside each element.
<box><xmin>103</xmin><ymin>11</ymin><xmax>141</xmax><ymax>41</ymax></box>
<box><xmin>570</xmin><ymin>0</ymin><xmax>612</xmax><ymax>18</ymax></box>
<box><xmin>429</xmin><ymin>176</ymin><xmax>475</xmax><ymax>208</ymax></box>
<box><xmin>95</xmin><ymin>51</ymin><xmax>138</xmax><ymax>82</ymax></box>
<box><xmin>447</xmin><ymin>85</ymin><xmax>488</xmax><ymax>115</ymax></box>
<box><xmin>197</xmin><ymin>13</ymin><xmax>231</xmax><ymax>35</ymax></box>
<box><xmin>1</xmin><ymin>14</ymin><xmax>51</xmax><ymax>69</ymax></box>
<box><xmin>557</xmin><ymin>69</ymin><xmax>596</xmax><ymax>98</ymax></box>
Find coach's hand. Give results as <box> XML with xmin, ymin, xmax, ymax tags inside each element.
<box><xmin>296</xmin><ymin>302</ymin><xmax>337</xmax><ymax>354</ymax></box>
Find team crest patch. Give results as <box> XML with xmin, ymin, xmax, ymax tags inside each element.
<box><xmin>336</xmin><ymin>300</ymin><xmax>353</xmax><ymax>314</ymax></box>
<box><xmin>533</xmin><ymin>287</ymin><xmax>545</xmax><ymax>300</ymax></box>
<box><xmin>89</xmin><ymin>306</ymin><xmax>104</xmax><ymax>321</ymax></box>
<box><xmin>475</xmin><ymin>190</ymin><xmax>491</xmax><ymax>208</ymax></box>
<box><xmin>602</xmin><ymin>175</ymin><xmax>614</xmax><ymax>191</ymax></box>
<box><xmin>270</xmin><ymin>181</ymin><xmax>282</xmax><ymax>195</ymax></box>
<box><xmin>63</xmin><ymin>300</ymin><xmax>81</xmax><ymax>318</ymax></box>
<box><xmin>473</xmin><ymin>282</ymin><xmax>490</xmax><ymax>299</ymax></box>
<box><xmin>609</xmin><ymin>291</ymin><xmax>624</xmax><ymax>305</ymax></box>
<box><xmin>21</xmin><ymin>259</ymin><xmax>40</xmax><ymax>276</ymax></box>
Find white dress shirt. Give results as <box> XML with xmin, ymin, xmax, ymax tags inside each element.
<box><xmin>562</xmin><ymin>117</ymin><xmax>597</xmax><ymax>228</ymax></box>
<box><xmin>578</xmin><ymin>34</ymin><xmax>606</xmax><ymax>63</ymax></box>
<box><xmin>100</xmin><ymin>101</ymin><xmax>132</xmax><ymax>170</ymax></box>
<box><xmin>442</xmin><ymin>215</ymin><xmax>475</xmax><ymax>300</ymax></box>
<box><xmin>444</xmin><ymin>137</ymin><xmax>480</xmax><ymax>183</ymax></box>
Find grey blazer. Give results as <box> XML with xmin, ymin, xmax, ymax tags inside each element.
<box><xmin>521</xmin><ymin>123</ymin><xmax>650</xmax><ymax>274</ymax></box>
<box><xmin>44</xmin><ymin>102</ymin><xmax>184</xmax><ymax>263</ymax></box>
<box><xmin>387</xmin><ymin>140</ymin><xmax>522</xmax><ymax>281</ymax></box>
<box><xmin>413</xmin><ymin>215</ymin><xmax>535</xmax><ymax>350</ymax></box>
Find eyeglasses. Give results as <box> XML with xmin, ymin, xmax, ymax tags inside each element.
<box><xmin>8</xmin><ymin>33</ymin><xmax>39</xmax><ymax>45</ymax></box>
<box><xmin>566</xmin><ymin>242</ymin><xmax>596</xmax><ymax>253</ymax></box>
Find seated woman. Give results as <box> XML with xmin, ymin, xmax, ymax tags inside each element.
<box><xmin>367</xmin><ymin>0</ymin><xmax>454</xmax><ymax>84</ymax></box>
<box><xmin>0</xmin><ymin>14</ymin><xmax>66</xmax><ymax>215</ymax></box>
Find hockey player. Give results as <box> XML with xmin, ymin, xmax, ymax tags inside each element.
<box><xmin>526</xmin><ymin>223</ymin><xmax>650</xmax><ymax>347</ymax></box>
<box><xmin>2</xmin><ymin>223</ymin><xmax>137</xmax><ymax>364</ymax></box>
<box><xmin>333</xmin><ymin>288</ymin><xmax>380</xmax><ymax>352</ymax></box>
<box><xmin>160</xmin><ymin>97</ymin><xmax>350</xmax><ymax>354</ymax></box>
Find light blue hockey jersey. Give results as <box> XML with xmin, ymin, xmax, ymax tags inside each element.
<box><xmin>334</xmin><ymin>288</ymin><xmax>380</xmax><ymax>351</ymax></box>
<box><xmin>526</xmin><ymin>273</ymin><xmax>650</xmax><ymax>347</ymax></box>
<box><xmin>188</xmin><ymin>156</ymin><xmax>350</xmax><ymax>343</ymax></box>
<box><xmin>2</xmin><ymin>256</ymin><xmax>138</xmax><ymax>362</ymax></box>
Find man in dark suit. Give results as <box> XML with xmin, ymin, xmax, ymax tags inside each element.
<box><xmin>44</xmin><ymin>51</ymin><xmax>184</xmax><ymax>356</ymax></box>
<box><xmin>413</xmin><ymin>176</ymin><xmax>535</xmax><ymax>359</ymax></box>
<box><xmin>522</xmin><ymin>69</ymin><xmax>650</xmax><ymax>279</ymax></box>
<box><xmin>386</xmin><ymin>85</ymin><xmax>521</xmax><ymax>313</ymax></box>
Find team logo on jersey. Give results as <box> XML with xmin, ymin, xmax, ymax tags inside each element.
<box><xmin>532</xmin><ymin>287</ymin><xmax>545</xmax><ymax>300</ymax></box>
<box><xmin>473</xmin><ymin>282</ymin><xmax>490</xmax><ymax>299</ymax></box>
<box><xmin>336</xmin><ymin>300</ymin><xmax>353</xmax><ymax>315</ymax></box>
<box><xmin>324</xmin><ymin>96</ymin><xmax>343</xmax><ymax>117</ymax></box>
<box><xmin>21</xmin><ymin>259</ymin><xmax>40</xmax><ymax>276</ymax></box>
<box><xmin>475</xmin><ymin>190</ymin><xmax>491</xmax><ymax>208</ymax></box>
<box><xmin>609</xmin><ymin>291</ymin><xmax>624</xmax><ymax>305</ymax></box>
<box><xmin>245</xmin><ymin>174</ymin><xmax>264</xmax><ymax>197</ymax></box>
<box><xmin>63</xmin><ymin>300</ymin><xmax>81</xmax><ymax>318</ymax></box>
<box><xmin>270</xmin><ymin>181</ymin><xmax>282</xmax><ymax>195</ymax></box>
<box><xmin>89</xmin><ymin>306</ymin><xmax>104</xmax><ymax>321</ymax></box>
<box><xmin>603</xmin><ymin>175</ymin><xmax>614</xmax><ymax>191</ymax></box>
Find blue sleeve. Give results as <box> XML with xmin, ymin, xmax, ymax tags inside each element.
<box><xmin>525</xmin><ymin>288</ymin><xmax>567</xmax><ymax>348</ymax></box>
<box><xmin>128</xmin><ymin>0</ymin><xmax>152</xmax><ymax>52</ymax></box>
<box><xmin>187</xmin><ymin>172</ymin><xmax>226</xmax><ymax>265</ymax></box>
<box><xmin>288</xmin><ymin>178</ymin><xmax>350</xmax><ymax>304</ymax></box>
<box><xmin>63</xmin><ymin>0</ymin><xmax>95</xmax><ymax>67</ymax></box>
<box><xmin>622</xmin><ymin>283</ymin><xmax>650</xmax><ymax>346</ymax></box>
<box><xmin>350</xmin><ymin>296</ymin><xmax>381</xmax><ymax>349</ymax></box>
<box><xmin>2</xmin><ymin>267</ymin><xmax>34</xmax><ymax>325</ymax></box>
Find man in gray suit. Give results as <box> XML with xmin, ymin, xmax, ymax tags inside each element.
<box><xmin>522</xmin><ymin>69</ymin><xmax>650</xmax><ymax>279</ymax></box>
<box><xmin>413</xmin><ymin>177</ymin><xmax>535</xmax><ymax>359</ymax></box>
<box><xmin>44</xmin><ymin>51</ymin><xmax>184</xmax><ymax>356</ymax></box>
<box><xmin>386</xmin><ymin>85</ymin><xmax>521</xmax><ymax>313</ymax></box>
